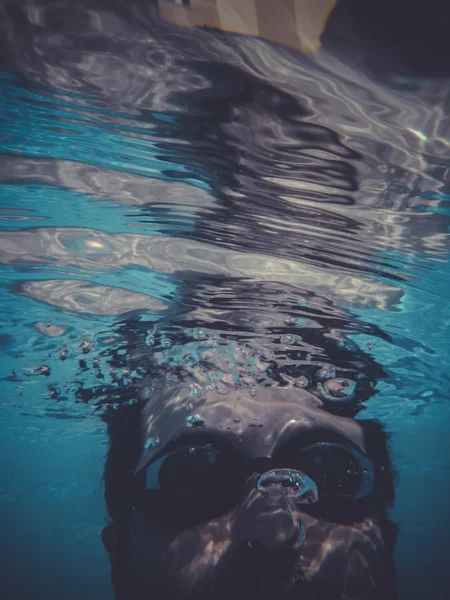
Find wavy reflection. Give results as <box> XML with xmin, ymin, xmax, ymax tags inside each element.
<box><xmin>16</xmin><ymin>279</ymin><xmax>169</xmax><ymax>316</ymax></box>
<box><xmin>0</xmin><ymin>227</ymin><xmax>403</xmax><ymax>310</ymax></box>
<box><xmin>0</xmin><ymin>3</ymin><xmax>449</xmax><ymax>600</ymax></box>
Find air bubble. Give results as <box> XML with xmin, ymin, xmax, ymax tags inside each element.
<box><xmin>144</xmin><ymin>436</ymin><xmax>160</xmax><ymax>450</ymax></box>
<box><xmin>186</xmin><ymin>414</ymin><xmax>205</xmax><ymax>427</ymax></box>
<box><xmin>294</xmin><ymin>376</ymin><xmax>309</xmax><ymax>389</ymax></box>
<box><xmin>316</xmin><ymin>365</ymin><xmax>336</xmax><ymax>381</ymax></box>
<box><xmin>161</xmin><ymin>336</ymin><xmax>172</xmax><ymax>348</ymax></box>
<box><xmin>257</xmin><ymin>469</ymin><xmax>318</xmax><ymax>504</ymax></box>
<box><xmin>321</xmin><ymin>378</ymin><xmax>356</xmax><ymax>402</ymax></box>
<box><xmin>80</xmin><ymin>340</ymin><xmax>92</xmax><ymax>354</ymax></box>
<box><xmin>249</xmin><ymin>387</ymin><xmax>257</xmax><ymax>397</ymax></box>
<box><xmin>189</xmin><ymin>383</ymin><xmax>202</xmax><ymax>398</ymax></box>
<box><xmin>192</xmin><ymin>328</ymin><xmax>206</xmax><ymax>340</ymax></box>
<box><xmin>284</xmin><ymin>316</ymin><xmax>296</xmax><ymax>325</ymax></box>
<box><xmin>145</xmin><ymin>334</ymin><xmax>155</xmax><ymax>346</ymax></box>
<box><xmin>280</xmin><ymin>334</ymin><xmax>295</xmax><ymax>345</ymax></box>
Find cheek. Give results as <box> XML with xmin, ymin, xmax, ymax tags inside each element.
<box><xmin>168</xmin><ymin>527</ymin><xmax>232</xmax><ymax>583</ymax></box>
<box><xmin>122</xmin><ymin>509</ymin><xmax>388</xmax><ymax>598</ymax></box>
<box><xmin>164</xmin><ymin>520</ymin><xmax>233</xmax><ymax>592</ymax></box>
<box><xmin>125</xmin><ymin>511</ymin><xmax>232</xmax><ymax>595</ymax></box>
<box><xmin>297</xmin><ymin>513</ymin><xmax>387</xmax><ymax>587</ymax></box>
<box><xmin>123</xmin><ymin>512</ymin><xmax>173</xmax><ymax>596</ymax></box>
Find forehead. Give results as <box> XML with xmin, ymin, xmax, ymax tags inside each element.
<box><xmin>134</xmin><ymin>384</ymin><xmax>365</xmax><ymax>472</ymax></box>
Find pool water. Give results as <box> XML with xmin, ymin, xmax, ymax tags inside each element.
<box><xmin>1</xmin><ymin>2</ymin><xmax>449</xmax><ymax>599</ymax></box>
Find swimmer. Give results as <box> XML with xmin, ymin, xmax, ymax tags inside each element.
<box><xmin>101</xmin><ymin>330</ymin><xmax>397</xmax><ymax>600</ymax></box>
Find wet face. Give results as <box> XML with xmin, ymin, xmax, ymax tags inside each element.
<box><xmin>104</xmin><ymin>385</ymin><xmax>394</xmax><ymax>600</ymax></box>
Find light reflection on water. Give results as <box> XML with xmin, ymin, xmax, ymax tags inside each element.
<box><xmin>0</xmin><ymin>2</ymin><xmax>449</xmax><ymax>599</ymax></box>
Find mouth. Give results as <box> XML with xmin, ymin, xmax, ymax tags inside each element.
<box><xmin>256</xmin><ymin>567</ymin><xmax>314</xmax><ymax>600</ymax></box>
<box><xmin>201</xmin><ymin>563</ymin><xmax>311</xmax><ymax>600</ymax></box>
<box><xmin>256</xmin><ymin>579</ymin><xmax>305</xmax><ymax>600</ymax></box>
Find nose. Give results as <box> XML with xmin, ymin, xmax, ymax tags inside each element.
<box><xmin>246</xmin><ymin>507</ymin><xmax>305</xmax><ymax>553</ymax></box>
<box><xmin>239</xmin><ymin>468</ymin><xmax>318</xmax><ymax>554</ymax></box>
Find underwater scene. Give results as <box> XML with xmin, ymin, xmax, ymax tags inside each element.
<box><xmin>1</xmin><ymin>1</ymin><xmax>449</xmax><ymax>599</ymax></box>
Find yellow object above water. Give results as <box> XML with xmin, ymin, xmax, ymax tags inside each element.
<box><xmin>157</xmin><ymin>0</ymin><xmax>338</xmax><ymax>54</ymax></box>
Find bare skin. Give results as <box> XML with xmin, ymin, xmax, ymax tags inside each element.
<box><xmin>103</xmin><ymin>385</ymin><xmax>393</xmax><ymax>600</ymax></box>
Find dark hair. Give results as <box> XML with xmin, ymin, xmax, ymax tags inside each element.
<box><xmin>103</xmin><ymin>402</ymin><xmax>142</xmax><ymax>526</ymax></box>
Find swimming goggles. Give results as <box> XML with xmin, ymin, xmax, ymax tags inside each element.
<box><xmin>132</xmin><ymin>436</ymin><xmax>377</xmax><ymax>521</ymax></box>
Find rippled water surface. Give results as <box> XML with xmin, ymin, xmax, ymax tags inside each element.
<box><xmin>1</xmin><ymin>2</ymin><xmax>449</xmax><ymax>599</ymax></box>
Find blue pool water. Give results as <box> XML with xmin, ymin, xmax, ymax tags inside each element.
<box><xmin>1</xmin><ymin>3</ymin><xmax>450</xmax><ymax>599</ymax></box>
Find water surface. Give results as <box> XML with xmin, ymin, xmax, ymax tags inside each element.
<box><xmin>1</xmin><ymin>2</ymin><xmax>449</xmax><ymax>599</ymax></box>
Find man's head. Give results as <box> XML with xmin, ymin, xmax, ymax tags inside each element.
<box><xmin>103</xmin><ymin>380</ymin><xmax>397</xmax><ymax>600</ymax></box>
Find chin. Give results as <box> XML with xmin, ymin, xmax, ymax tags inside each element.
<box><xmin>118</xmin><ymin>516</ymin><xmax>393</xmax><ymax>600</ymax></box>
